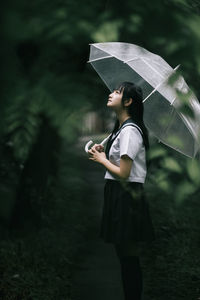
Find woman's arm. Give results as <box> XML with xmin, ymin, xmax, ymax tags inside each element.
<box><xmin>88</xmin><ymin>148</ymin><xmax>133</xmax><ymax>180</ymax></box>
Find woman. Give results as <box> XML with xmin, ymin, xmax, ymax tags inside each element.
<box><xmin>88</xmin><ymin>81</ymin><xmax>155</xmax><ymax>300</ymax></box>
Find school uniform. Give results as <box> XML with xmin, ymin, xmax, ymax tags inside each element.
<box><xmin>99</xmin><ymin>118</ymin><xmax>155</xmax><ymax>245</ymax></box>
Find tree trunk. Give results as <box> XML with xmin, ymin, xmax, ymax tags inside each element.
<box><xmin>10</xmin><ymin>113</ymin><xmax>61</xmax><ymax>230</ymax></box>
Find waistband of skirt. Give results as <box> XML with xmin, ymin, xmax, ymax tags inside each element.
<box><xmin>105</xmin><ymin>179</ymin><xmax>143</xmax><ymax>187</ymax></box>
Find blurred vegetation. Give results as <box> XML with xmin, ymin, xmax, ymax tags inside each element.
<box><xmin>0</xmin><ymin>0</ymin><xmax>200</xmax><ymax>299</ymax></box>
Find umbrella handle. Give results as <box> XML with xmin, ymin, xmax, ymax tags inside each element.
<box><xmin>84</xmin><ymin>140</ymin><xmax>93</xmax><ymax>153</ymax></box>
<box><xmin>84</xmin><ymin>134</ymin><xmax>111</xmax><ymax>153</ymax></box>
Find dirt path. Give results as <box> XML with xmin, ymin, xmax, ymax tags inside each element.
<box><xmin>71</xmin><ymin>137</ymin><xmax>200</xmax><ymax>300</ymax></box>
<box><xmin>71</xmin><ymin>147</ymin><xmax>124</xmax><ymax>300</ymax></box>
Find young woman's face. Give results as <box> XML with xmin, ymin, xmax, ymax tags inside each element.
<box><xmin>107</xmin><ymin>88</ymin><xmax>123</xmax><ymax>110</ymax></box>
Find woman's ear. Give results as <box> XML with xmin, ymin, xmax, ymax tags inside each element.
<box><xmin>124</xmin><ymin>98</ymin><xmax>133</xmax><ymax>107</ymax></box>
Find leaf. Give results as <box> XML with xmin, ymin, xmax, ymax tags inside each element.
<box><xmin>161</xmin><ymin>157</ymin><xmax>182</xmax><ymax>173</ymax></box>
<box><xmin>175</xmin><ymin>180</ymin><xmax>197</xmax><ymax>205</ymax></box>
<box><xmin>92</xmin><ymin>21</ymin><xmax>122</xmax><ymax>42</ymax></box>
<box><xmin>148</xmin><ymin>147</ymin><xmax>167</xmax><ymax>160</ymax></box>
<box><xmin>186</xmin><ymin>159</ymin><xmax>200</xmax><ymax>185</ymax></box>
<box><xmin>153</xmin><ymin>169</ymin><xmax>171</xmax><ymax>192</ymax></box>
<box><xmin>168</xmin><ymin>72</ymin><xmax>180</xmax><ymax>86</ymax></box>
<box><xmin>157</xmin><ymin>179</ymin><xmax>170</xmax><ymax>192</ymax></box>
<box><xmin>179</xmin><ymin>103</ymin><xmax>195</xmax><ymax>119</ymax></box>
<box><xmin>165</xmin><ymin>135</ymin><xmax>184</xmax><ymax>150</ymax></box>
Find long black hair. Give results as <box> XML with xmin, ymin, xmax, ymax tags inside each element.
<box><xmin>111</xmin><ymin>81</ymin><xmax>149</xmax><ymax>150</ymax></box>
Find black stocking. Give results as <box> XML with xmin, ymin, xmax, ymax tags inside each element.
<box><xmin>115</xmin><ymin>243</ymin><xmax>143</xmax><ymax>300</ymax></box>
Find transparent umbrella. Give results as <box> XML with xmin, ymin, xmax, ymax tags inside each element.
<box><xmin>85</xmin><ymin>42</ymin><xmax>200</xmax><ymax>158</ymax></box>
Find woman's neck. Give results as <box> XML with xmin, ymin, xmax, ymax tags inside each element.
<box><xmin>117</xmin><ymin>111</ymin><xmax>131</xmax><ymax>127</ymax></box>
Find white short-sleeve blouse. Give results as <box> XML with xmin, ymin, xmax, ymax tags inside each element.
<box><xmin>104</xmin><ymin>126</ymin><xmax>147</xmax><ymax>183</ymax></box>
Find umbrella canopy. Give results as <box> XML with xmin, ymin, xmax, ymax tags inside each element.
<box><xmin>88</xmin><ymin>42</ymin><xmax>200</xmax><ymax>158</ymax></box>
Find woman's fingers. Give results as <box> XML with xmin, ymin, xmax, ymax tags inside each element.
<box><xmin>88</xmin><ymin>148</ymin><xmax>96</xmax><ymax>155</ymax></box>
<box><xmin>91</xmin><ymin>144</ymin><xmax>104</xmax><ymax>152</ymax></box>
<box><xmin>91</xmin><ymin>144</ymin><xmax>98</xmax><ymax>151</ymax></box>
<box><xmin>88</xmin><ymin>149</ymin><xmax>93</xmax><ymax>155</ymax></box>
<box><xmin>96</xmin><ymin>145</ymin><xmax>104</xmax><ymax>152</ymax></box>
<box><xmin>88</xmin><ymin>144</ymin><xmax>104</xmax><ymax>162</ymax></box>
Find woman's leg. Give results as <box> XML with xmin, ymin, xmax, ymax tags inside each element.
<box><xmin>115</xmin><ymin>242</ymin><xmax>143</xmax><ymax>300</ymax></box>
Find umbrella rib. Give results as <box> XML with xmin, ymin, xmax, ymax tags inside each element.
<box><xmin>89</xmin><ymin>43</ymin><xmax>122</xmax><ymax>63</ymax></box>
<box><xmin>125</xmin><ymin>57</ymin><xmax>167</xmax><ymax>101</ymax></box>
<box><xmin>143</xmin><ymin>81</ymin><xmax>164</xmax><ymax>103</ymax></box>
<box><xmin>170</xmin><ymin>96</ymin><xmax>176</xmax><ymax>105</ymax></box>
<box><xmin>87</xmin><ymin>55</ymin><xmax>113</xmax><ymax>63</ymax></box>
<box><xmin>123</xmin><ymin>57</ymin><xmax>141</xmax><ymax>63</ymax></box>
<box><xmin>177</xmin><ymin>111</ymin><xmax>200</xmax><ymax>142</ymax></box>
<box><xmin>90</xmin><ymin>63</ymin><xmax>112</xmax><ymax>91</ymax></box>
<box><xmin>140</xmin><ymin>57</ymin><xmax>166</xmax><ymax>79</ymax></box>
<box><xmin>146</xmin><ymin>124</ymin><xmax>194</xmax><ymax>158</ymax></box>
<box><xmin>143</xmin><ymin>67</ymin><xmax>178</xmax><ymax>103</ymax></box>
<box><xmin>124</xmin><ymin>56</ymin><xmax>170</xmax><ymax>75</ymax></box>
<box><xmin>123</xmin><ymin>56</ymin><xmax>167</xmax><ymax>80</ymax></box>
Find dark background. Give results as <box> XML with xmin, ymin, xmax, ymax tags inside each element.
<box><xmin>0</xmin><ymin>0</ymin><xmax>200</xmax><ymax>299</ymax></box>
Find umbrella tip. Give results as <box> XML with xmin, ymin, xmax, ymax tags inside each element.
<box><xmin>174</xmin><ymin>64</ymin><xmax>181</xmax><ymax>71</ymax></box>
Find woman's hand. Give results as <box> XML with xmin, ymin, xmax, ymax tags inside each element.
<box><xmin>88</xmin><ymin>148</ymin><xmax>107</xmax><ymax>164</ymax></box>
<box><xmin>90</xmin><ymin>143</ymin><xmax>104</xmax><ymax>152</ymax></box>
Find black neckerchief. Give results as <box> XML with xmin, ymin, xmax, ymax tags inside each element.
<box><xmin>105</xmin><ymin>118</ymin><xmax>143</xmax><ymax>159</ymax></box>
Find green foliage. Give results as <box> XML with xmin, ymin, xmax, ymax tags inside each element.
<box><xmin>174</xmin><ymin>179</ymin><xmax>197</xmax><ymax>204</ymax></box>
<box><xmin>1</xmin><ymin>0</ymin><xmax>200</xmax><ymax>298</ymax></box>
<box><xmin>148</xmin><ymin>146</ymin><xmax>167</xmax><ymax>160</ymax></box>
<box><xmin>147</xmin><ymin>136</ymin><xmax>200</xmax><ymax>205</ymax></box>
<box><xmin>161</xmin><ymin>156</ymin><xmax>183</xmax><ymax>173</ymax></box>
<box><xmin>92</xmin><ymin>20</ymin><xmax>123</xmax><ymax>42</ymax></box>
<box><xmin>186</xmin><ymin>158</ymin><xmax>200</xmax><ymax>185</ymax></box>
<box><xmin>3</xmin><ymin>92</ymin><xmax>41</xmax><ymax>162</ymax></box>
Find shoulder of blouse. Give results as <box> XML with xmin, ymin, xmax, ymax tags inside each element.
<box><xmin>120</xmin><ymin>125</ymin><xmax>143</xmax><ymax>138</ymax></box>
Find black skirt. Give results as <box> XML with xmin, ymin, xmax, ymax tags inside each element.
<box><xmin>99</xmin><ymin>179</ymin><xmax>155</xmax><ymax>245</ymax></box>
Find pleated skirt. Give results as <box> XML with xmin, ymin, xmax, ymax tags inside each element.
<box><xmin>99</xmin><ymin>179</ymin><xmax>155</xmax><ymax>245</ymax></box>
